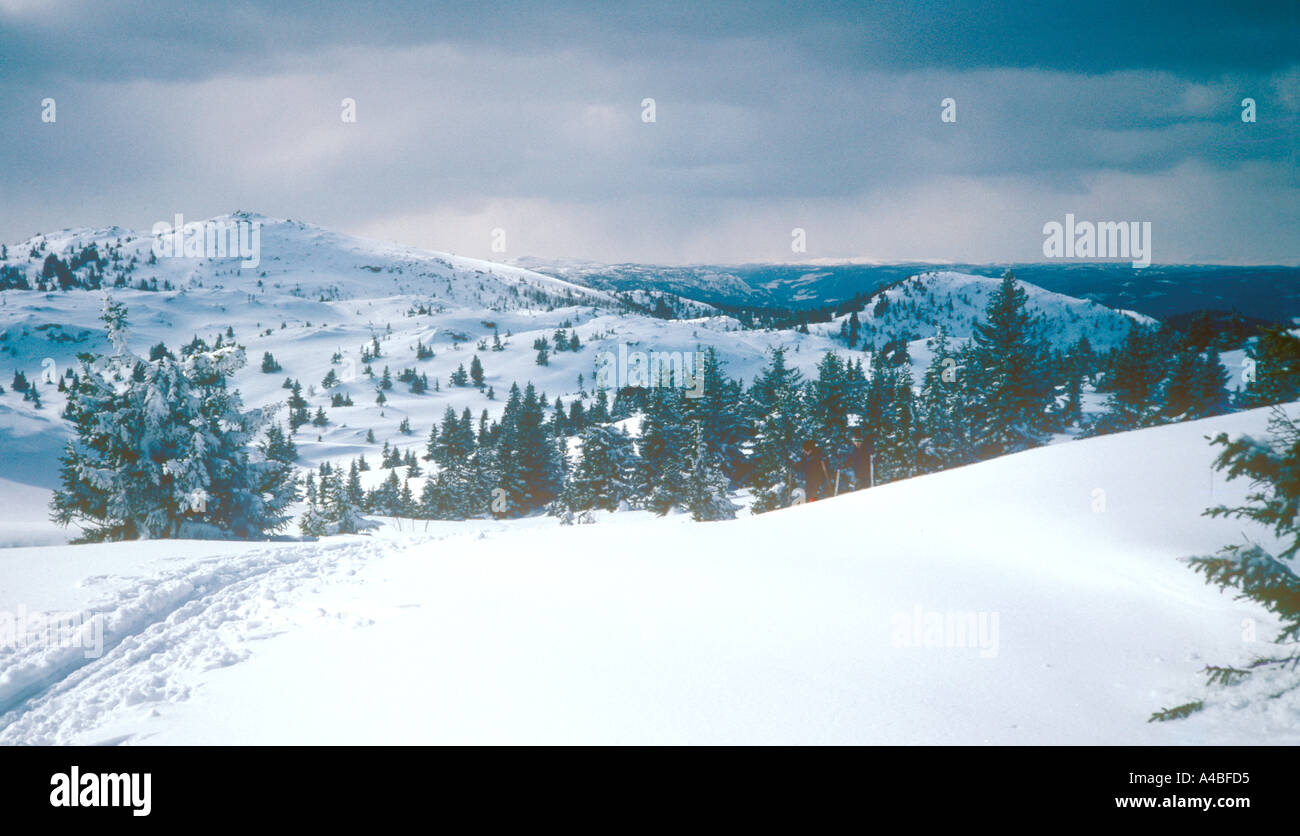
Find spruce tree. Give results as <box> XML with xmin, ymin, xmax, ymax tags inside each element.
<box><xmin>51</xmin><ymin>299</ymin><xmax>295</xmax><ymax>541</ymax></box>
<box><xmin>1163</xmin><ymin>345</ymin><xmax>1229</xmax><ymax>421</ymax></box>
<box><xmin>589</xmin><ymin>388</ymin><xmax>612</xmax><ymax>425</ymax></box>
<box><xmin>1088</xmin><ymin>326</ymin><xmax>1171</xmax><ymax>436</ymax></box>
<box><xmin>1158</xmin><ymin>408</ymin><xmax>1300</xmax><ymax>721</ymax></box>
<box><xmin>809</xmin><ymin>351</ymin><xmax>852</xmax><ymax>471</ymax></box>
<box><xmin>965</xmin><ymin>271</ymin><xmax>1050</xmax><ymax>457</ymax></box>
<box><xmin>561</xmin><ymin>424</ymin><xmax>642</xmax><ymax>512</ymax></box>
<box><xmin>746</xmin><ymin>349</ymin><xmax>807</xmax><ymax>512</ymax></box>
<box><xmin>639</xmin><ymin>385</ymin><xmax>690</xmax><ymax>513</ymax></box>
<box><xmin>261</xmin><ymin>423</ymin><xmax>298</xmax><ymax>464</ymax></box>
<box><xmin>877</xmin><ymin>363</ymin><xmax>919</xmax><ymax>484</ymax></box>
<box><xmin>497</xmin><ymin>383</ymin><xmax>563</xmax><ymax>513</ymax></box>
<box><xmin>1240</xmin><ymin>326</ymin><xmax>1300</xmax><ymax>408</ymax></box>
<box><xmin>683</xmin><ymin>421</ymin><xmax>737</xmax><ymax>521</ymax></box>
<box><xmin>916</xmin><ymin>326</ymin><xmax>973</xmax><ymax>472</ymax></box>
<box><xmin>687</xmin><ymin>347</ymin><xmax>747</xmax><ymax>478</ymax></box>
<box><xmin>287</xmin><ymin>380</ymin><xmax>309</xmax><ymax>431</ymax></box>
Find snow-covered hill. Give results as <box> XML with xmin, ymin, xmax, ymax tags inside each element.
<box><xmin>0</xmin><ymin>405</ymin><xmax>1293</xmax><ymax>744</ymax></box>
<box><xmin>821</xmin><ymin>270</ymin><xmax>1153</xmax><ymax>352</ymax></box>
<box><xmin>2</xmin><ymin>212</ymin><xmax>619</xmax><ymax>308</ymax></box>
<box><xmin>0</xmin><ymin>215</ymin><xmax>851</xmax><ymax>536</ymax></box>
<box><xmin>0</xmin><ymin>216</ymin><xmax>1164</xmax><ymax>550</ymax></box>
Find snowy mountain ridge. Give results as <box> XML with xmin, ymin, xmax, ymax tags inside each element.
<box><xmin>2</xmin><ymin>212</ymin><xmax>619</xmax><ymax>310</ymax></box>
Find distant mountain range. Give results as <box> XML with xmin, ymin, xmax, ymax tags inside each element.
<box><xmin>516</xmin><ymin>258</ymin><xmax>1300</xmax><ymax>324</ymax></box>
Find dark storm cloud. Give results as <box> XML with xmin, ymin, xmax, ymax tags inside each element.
<box><xmin>3</xmin><ymin>0</ymin><xmax>1295</xmax><ymax>83</ymax></box>
<box><xmin>0</xmin><ymin>0</ymin><xmax>1295</xmax><ymax>263</ymax></box>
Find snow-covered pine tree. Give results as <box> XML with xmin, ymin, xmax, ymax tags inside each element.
<box><xmin>549</xmin><ymin>396</ymin><xmax>568</xmax><ymax>438</ymax></box>
<box><xmin>1086</xmin><ymin>325</ymin><xmax>1171</xmax><ymax>436</ymax></box>
<box><xmin>640</xmin><ymin>384</ymin><xmax>690</xmax><ymax>513</ymax></box>
<box><xmin>261</xmin><ymin>423</ymin><xmax>298</xmax><ymax>463</ymax></box>
<box><xmin>683</xmin><ymin>421</ymin><xmax>737</xmax><ymax>521</ymax></box>
<box><xmin>287</xmin><ymin>379</ymin><xmax>309</xmax><ymax>431</ymax></box>
<box><xmin>916</xmin><ymin>326</ymin><xmax>974</xmax><ymax>473</ymax></box>
<box><xmin>424</xmin><ymin>422</ymin><xmax>438</xmax><ymax>461</ymax></box>
<box><xmin>499</xmin><ymin>383</ymin><xmax>564</xmax><ymax>513</ymax></box>
<box><xmin>419</xmin><ymin>447</ymin><xmax>493</xmax><ymax>520</ymax></box>
<box><xmin>964</xmin><ymin>270</ymin><xmax>1051</xmax><ymax>457</ymax></box>
<box><xmin>862</xmin><ymin>342</ymin><xmax>893</xmax><ymax>454</ymax></box>
<box><xmin>746</xmin><ymin>348</ymin><xmax>807</xmax><ymax>512</ymax></box>
<box><xmin>877</xmin><ymin>361</ymin><xmax>919</xmax><ymax>484</ymax></box>
<box><xmin>809</xmin><ymin>351</ymin><xmax>853</xmax><ymax>474</ymax></box>
<box><xmin>567</xmin><ymin>399</ymin><xmax>586</xmax><ymax>433</ymax></box>
<box><xmin>1239</xmin><ymin>326</ymin><xmax>1300</xmax><ymax>408</ymax></box>
<box><xmin>52</xmin><ymin>298</ymin><xmax>296</xmax><ymax>541</ymax></box>
<box><xmin>428</xmin><ymin>406</ymin><xmax>473</xmax><ymax>467</ymax></box>
<box><xmin>419</xmin><ymin>466</ymin><xmax>460</xmax><ymax>519</ymax></box>
<box><xmin>687</xmin><ymin>346</ymin><xmax>747</xmax><ymax>478</ymax></box>
<box><xmin>589</xmin><ymin>388</ymin><xmax>611</xmax><ymax>424</ymax></box>
<box><xmin>368</xmin><ymin>469</ymin><xmax>403</xmax><ymax>515</ymax></box>
<box><xmin>560</xmin><ymin>423</ymin><xmax>642</xmax><ymax>512</ymax></box>
<box><xmin>398</xmin><ymin>479</ymin><xmax>416</xmax><ymax>517</ymax></box>
<box><xmin>1162</xmin><ymin>344</ymin><xmax>1230</xmax><ymax>421</ymax></box>
<box><xmin>298</xmin><ymin>494</ymin><xmax>331</xmax><ymax>538</ymax></box>
<box><xmin>313</xmin><ymin>460</ymin><xmax>372</xmax><ymax>535</ymax></box>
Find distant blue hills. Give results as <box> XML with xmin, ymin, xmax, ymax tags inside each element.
<box><xmin>522</xmin><ymin>259</ymin><xmax>1300</xmax><ymax>324</ymax></box>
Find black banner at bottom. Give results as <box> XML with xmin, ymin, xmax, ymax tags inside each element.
<box><xmin>0</xmin><ymin>745</ymin><xmax>1282</xmax><ymax>823</ymax></box>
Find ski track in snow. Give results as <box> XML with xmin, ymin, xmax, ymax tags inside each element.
<box><xmin>0</xmin><ymin>532</ymin><xmax>449</xmax><ymax>745</ymax></box>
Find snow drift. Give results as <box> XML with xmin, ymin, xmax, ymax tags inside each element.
<box><xmin>0</xmin><ymin>405</ymin><xmax>1294</xmax><ymax>745</ymax></box>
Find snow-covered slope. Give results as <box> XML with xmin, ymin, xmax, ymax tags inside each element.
<box><xmin>0</xmin><ymin>217</ymin><xmax>1170</xmax><ymax>553</ymax></box>
<box><xmin>2</xmin><ymin>212</ymin><xmax>619</xmax><ymax>308</ymax></box>
<box><xmin>0</xmin><ymin>405</ymin><xmax>1293</xmax><ymax>744</ymax></box>
<box><xmin>0</xmin><ymin>283</ymin><xmax>837</xmax><ymax>542</ymax></box>
<box><xmin>0</xmin><ymin>215</ymin><xmax>855</xmax><ymax>543</ymax></box>
<box><xmin>824</xmin><ymin>270</ymin><xmax>1154</xmax><ymax>352</ymax></box>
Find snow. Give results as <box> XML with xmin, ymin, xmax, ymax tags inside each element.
<box><xmin>0</xmin><ymin>213</ymin><xmax>1286</xmax><ymax>744</ymax></box>
<box><xmin>824</xmin><ymin>269</ymin><xmax>1155</xmax><ymax>352</ymax></box>
<box><xmin>0</xmin><ymin>405</ymin><xmax>1294</xmax><ymax>744</ymax></box>
<box><xmin>1</xmin><ymin>219</ymin><xmax>1174</xmax><ymax>539</ymax></box>
<box><xmin>0</xmin><ymin>214</ymin><xmax>855</xmax><ymax>533</ymax></box>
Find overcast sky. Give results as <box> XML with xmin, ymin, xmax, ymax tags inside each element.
<box><xmin>1</xmin><ymin>0</ymin><xmax>1296</xmax><ymax>264</ymax></box>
